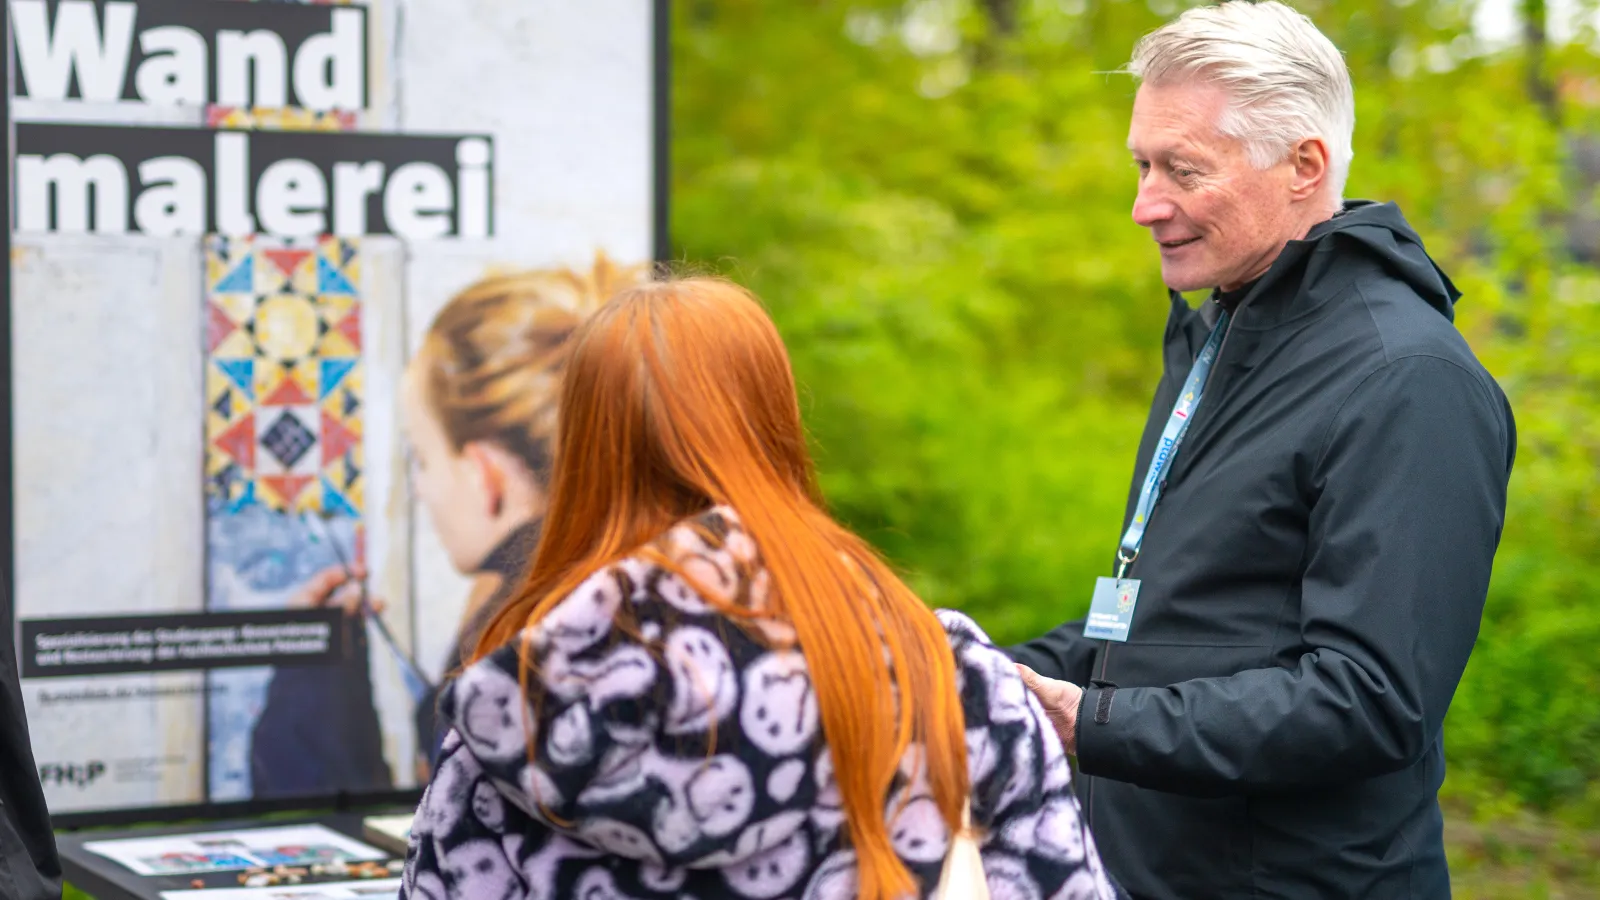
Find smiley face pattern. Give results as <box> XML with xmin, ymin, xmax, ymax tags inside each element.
<box><xmin>402</xmin><ymin>507</ymin><xmax>1115</xmax><ymax>900</ymax></box>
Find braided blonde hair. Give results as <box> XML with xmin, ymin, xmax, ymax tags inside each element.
<box><xmin>415</xmin><ymin>253</ymin><xmax>650</xmax><ymax>481</ymax></box>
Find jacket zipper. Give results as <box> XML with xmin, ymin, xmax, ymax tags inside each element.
<box><xmin>1084</xmin><ymin>300</ymin><xmax>1238</xmax><ymax>831</ymax></box>
<box><xmin>1086</xmin><ymin>643</ymin><xmax>1112</xmax><ymax>829</ymax></box>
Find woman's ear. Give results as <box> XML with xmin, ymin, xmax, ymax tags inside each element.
<box><xmin>463</xmin><ymin>441</ymin><xmax>506</xmax><ymax>519</ymax></box>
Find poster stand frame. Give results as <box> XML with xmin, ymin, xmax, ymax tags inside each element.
<box><xmin>2</xmin><ymin>1</ymin><xmax>671</xmax><ymax>892</ymax></box>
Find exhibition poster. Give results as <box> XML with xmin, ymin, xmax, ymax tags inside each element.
<box><xmin>9</xmin><ymin>0</ymin><xmax>660</xmax><ymax>821</ymax></box>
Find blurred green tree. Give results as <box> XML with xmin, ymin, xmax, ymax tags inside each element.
<box><xmin>672</xmin><ymin>0</ymin><xmax>1600</xmax><ymax>823</ymax></box>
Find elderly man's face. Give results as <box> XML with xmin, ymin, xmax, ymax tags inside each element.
<box><xmin>1128</xmin><ymin>81</ymin><xmax>1300</xmax><ymax>292</ymax></box>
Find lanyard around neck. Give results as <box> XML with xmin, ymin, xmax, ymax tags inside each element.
<box><xmin>1116</xmin><ymin>308</ymin><xmax>1231</xmax><ymax>574</ymax></box>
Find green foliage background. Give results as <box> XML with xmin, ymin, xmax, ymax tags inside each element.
<box><xmin>52</xmin><ymin>4</ymin><xmax>1600</xmax><ymax>898</ymax></box>
<box><xmin>672</xmin><ymin>0</ymin><xmax>1600</xmax><ymax>840</ymax></box>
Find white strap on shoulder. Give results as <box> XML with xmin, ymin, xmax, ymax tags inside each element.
<box><xmin>934</xmin><ymin>800</ymin><xmax>989</xmax><ymax>900</ymax></box>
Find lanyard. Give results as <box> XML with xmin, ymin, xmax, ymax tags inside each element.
<box><xmin>1117</xmin><ymin>308</ymin><xmax>1231</xmax><ymax>575</ymax></box>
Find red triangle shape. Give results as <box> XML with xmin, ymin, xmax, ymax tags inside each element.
<box><xmin>262</xmin><ymin>474</ymin><xmax>314</xmax><ymax>508</ymax></box>
<box><xmin>335</xmin><ymin>308</ymin><xmax>362</xmax><ymax>351</ymax></box>
<box><xmin>213</xmin><ymin>413</ymin><xmax>255</xmax><ymax>469</ymax></box>
<box><xmin>206</xmin><ymin>304</ymin><xmax>238</xmax><ymax>353</ymax></box>
<box><xmin>321</xmin><ymin>410</ymin><xmax>360</xmax><ymax>465</ymax></box>
<box><xmin>261</xmin><ymin>374</ymin><xmax>315</xmax><ymax>407</ymax></box>
<box><xmin>263</xmin><ymin>249</ymin><xmax>312</xmax><ymax>278</ymax></box>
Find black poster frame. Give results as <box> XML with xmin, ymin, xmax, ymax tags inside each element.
<box><xmin>6</xmin><ymin>0</ymin><xmax>672</xmax><ymax>831</ymax></box>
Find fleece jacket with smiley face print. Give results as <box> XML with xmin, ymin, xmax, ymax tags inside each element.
<box><xmin>400</xmin><ymin>506</ymin><xmax>1116</xmax><ymax>900</ymax></box>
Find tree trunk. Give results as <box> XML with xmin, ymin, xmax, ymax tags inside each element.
<box><xmin>973</xmin><ymin>0</ymin><xmax>1017</xmax><ymax>68</ymax></box>
<box><xmin>981</xmin><ymin>0</ymin><xmax>1017</xmax><ymax>36</ymax></box>
<box><xmin>1522</xmin><ymin>0</ymin><xmax>1561</xmax><ymax>124</ymax></box>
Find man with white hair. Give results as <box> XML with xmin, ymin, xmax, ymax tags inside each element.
<box><xmin>1010</xmin><ymin>3</ymin><xmax>1516</xmax><ymax>897</ymax></box>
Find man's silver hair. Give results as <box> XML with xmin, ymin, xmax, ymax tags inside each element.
<box><xmin>1127</xmin><ymin>1</ymin><xmax>1355</xmax><ymax>199</ymax></box>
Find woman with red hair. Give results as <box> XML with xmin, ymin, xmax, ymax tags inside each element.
<box><xmin>400</xmin><ymin>278</ymin><xmax>1113</xmax><ymax>900</ymax></box>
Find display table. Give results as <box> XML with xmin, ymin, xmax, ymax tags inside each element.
<box><xmin>58</xmin><ymin>810</ymin><xmax>414</xmax><ymax>900</ymax></box>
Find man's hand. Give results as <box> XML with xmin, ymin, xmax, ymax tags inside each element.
<box><xmin>1017</xmin><ymin>663</ymin><xmax>1085</xmax><ymax>756</ymax></box>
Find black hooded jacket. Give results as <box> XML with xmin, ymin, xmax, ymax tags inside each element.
<box><xmin>0</xmin><ymin>585</ymin><xmax>60</xmax><ymax>900</ymax></box>
<box><xmin>1011</xmin><ymin>202</ymin><xmax>1516</xmax><ymax>899</ymax></box>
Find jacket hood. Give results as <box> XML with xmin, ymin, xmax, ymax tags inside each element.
<box><xmin>439</xmin><ymin>506</ymin><xmax>820</xmax><ymax>871</ymax></box>
<box><xmin>1277</xmin><ymin>200</ymin><xmax>1460</xmax><ymax>322</ymax></box>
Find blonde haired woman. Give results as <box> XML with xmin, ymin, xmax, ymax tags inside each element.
<box><xmin>251</xmin><ymin>255</ymin><xmax>646</xmax><ymax>797</ymax></box>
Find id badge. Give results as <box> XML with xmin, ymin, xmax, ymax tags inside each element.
<box><xmin>1084</xmin><ymin>577</ymin><xmax>1141</xmax><ymax>642</ymax></box>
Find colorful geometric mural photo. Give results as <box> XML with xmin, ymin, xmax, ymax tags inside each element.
<box><xmin>204</xmin><ymin>236</ymin><xmax>365</xmax><ymax>529</ymax></box>
<box><xmin>202</xmin><ymin>235</ymin><xmax>368</xmax><ymax>801</ymax></box>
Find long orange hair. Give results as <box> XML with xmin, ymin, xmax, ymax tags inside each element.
<box><xmin>474</xmin><ymin>277</ymin><xmax>969</xmax><ymax>900</ymax></box>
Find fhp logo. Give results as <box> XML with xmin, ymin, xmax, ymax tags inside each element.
<box><xmin>38</xmin><ymin>761</ymin><xmax>106</xmax><ymax>789</ymax></box>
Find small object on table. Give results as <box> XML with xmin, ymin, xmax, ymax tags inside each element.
<box><xmin>362</xmin><ymin>813</ymin><xmax>414</xmax><ymax>856</ymax></box>
<box><xmin>243</xmin><ymin>874</ymin><xmax>273</xmax><ymax>887</ymax></box>
<box><xmin>348</xmin><ymin>861</ymin><xmax>382</xmax><ymax>878</ymax></box>
<box><xmin>190</xmin><ymin>879</ymin><xmax>205</xmax><ymax>889</ymax></box>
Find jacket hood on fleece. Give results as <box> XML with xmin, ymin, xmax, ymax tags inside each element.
<box><xmin>432</xmin><ymin>506</ymin><xmax>828</xmax><ymax>874</ymax></box>
<box><xmin>1225</xmin><ymin>200</ymin><xmax>1461</xmax><ymax>323</ymax></box>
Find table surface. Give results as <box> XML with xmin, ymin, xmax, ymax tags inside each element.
<box><xmin>57</xmin><ymin>811</ymin><xmax>411</xmax><ymax>900</ymax></box>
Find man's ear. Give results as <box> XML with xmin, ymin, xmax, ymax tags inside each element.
<box><xmin>463</xmin><ymin>442</ymin><xmax>505</xmax><ymax>519</ymax></box>
<box><xmin>1289</xmin><ymin>136</ymin><xmax>1331</xmax><ymax>201</ymax></box>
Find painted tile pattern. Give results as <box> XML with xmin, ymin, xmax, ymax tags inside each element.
<box><xmin>204</xmin><ymin>236</ymin><xmax>365</xmax><ymax>524</ymax></box>
<box><xmin>203</xmin><ymin>235</ymin><xmax>367</xmax><ymax>801</ymax></box>
<box><xmin>205</xmin><ymin>106</ymin><xmax>359</xmax><ymax>131</ymax></box>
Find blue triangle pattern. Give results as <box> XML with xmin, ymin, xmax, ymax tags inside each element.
<box><xmin>214</xmin><ymin>255</ymin><xmax>254</xmax><ymax>293</ymax></box>
<box><xmin>317</xmin><ymin>255</ymin><xmax>357</xmax><ymax>295</ymax></box>
<box><xmin>215</xmin><ymin>359</ymin><xmax>255</xmax><ymax>399</ymax></box>
<box><xmin>319</xmin><ymin>359</ymin><xmax>357</xmax><ymax>399</ymax></box>
<box><xmin>322</xmin><ymin>478</ymin><xmax>359</xmax><ymax>518</ymax></box>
